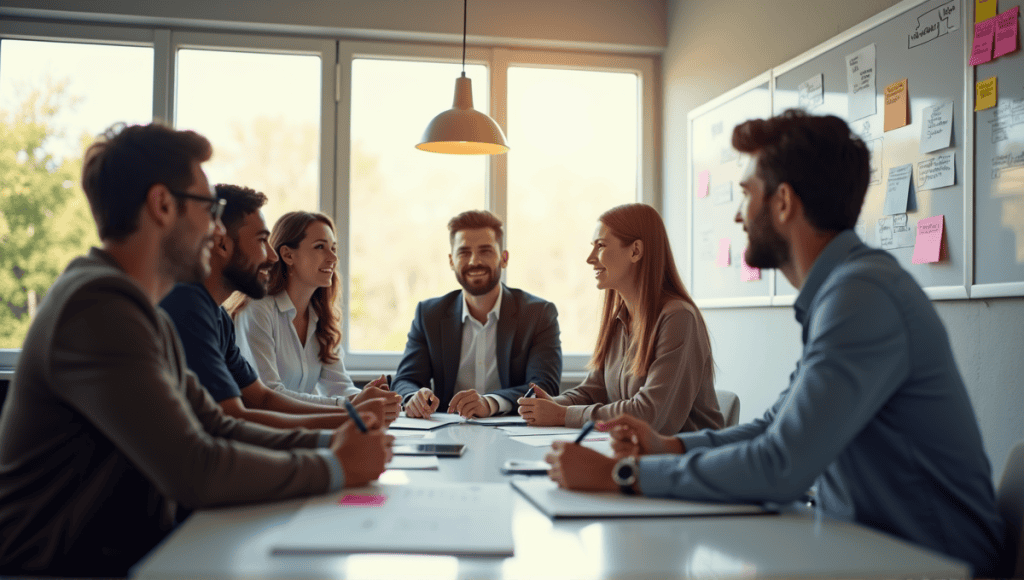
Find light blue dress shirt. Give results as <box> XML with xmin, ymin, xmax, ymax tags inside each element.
<box><xmin>637</xmin><ymin>230</ymin><xmax>1005</xmax><ymax>576</ymax></box>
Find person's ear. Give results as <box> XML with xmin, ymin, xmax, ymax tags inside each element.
<box><xmin>499</xmin><ymin>250</ymin><xmax>509</xmax><ymax>269</ymax></box>
<box><xmin>449</xmin><ymin>253</ymin><xmax>455</xmax><ymax>271</ymax></box>
<box><xmin>212</xmin><ymin>232</ymin><xmax>232</xmax><ymax>259</ymax></box>
<box><xmin>145</xmin><ymin>184</ymin><xmax>176</xmax><ymax>228</ymax></box>
<box><xmin>630</xmin><ymin>240</ymin><xmax>644</xmax><ymax>263</ymax></box>
<box><xmin>774</xmin><ymin>183</ymin><xmax>800</xmax><ymax>226</ymax></box>
<box><xmin>278</xmin><ymin>245</ymin><xmax>294</xmax><ymax>266</ymax></box>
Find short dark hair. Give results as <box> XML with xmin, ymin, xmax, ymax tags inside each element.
<box><xmin>732</xmin><ymin>109</ymin><xmax>870</xmax><ymax>232</ymax></box>
<box><xmin>448</xmin><ymin>210</ymin><xmax>504</xmax><ymax>249</ymax></box>
<box><xmin>81</xmin><ymin>122</ymin><xmax>212</xmax><ymax>241</ymax></box>
<box><xmin>215</xmin><ymin>183</ymin><xmax>268</xmax><ymax>237</ymax></box>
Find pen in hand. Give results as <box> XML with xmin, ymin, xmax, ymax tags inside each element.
<box><xmin>524</xmin><ymin>385</ymin><xmax>538</xmax><ymax>399</ymax></box>
<box><xmin>573</xmin><ymin>420</ymin><xmax>596</xmax><ymax>445</ymax></box>
<box><xmin>343</xmin><ymin>399</ymin><xmax>368</xmax><ymax>433</ymax></box>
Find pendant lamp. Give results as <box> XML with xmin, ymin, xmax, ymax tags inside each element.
<box><xmin>416</xmin><ymin>0</ymin><xmax>509</xmax><ymax>155</ymax></box>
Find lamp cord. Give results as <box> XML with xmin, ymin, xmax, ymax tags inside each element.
<box><xmin>461</xmin><ymin>0</ymin><xmax>467</xmax><ymax>76</ymax></box>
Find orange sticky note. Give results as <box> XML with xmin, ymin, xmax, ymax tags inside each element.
<box><xmin>912</xmin><ymin>215</ymin><xmax>944</xmax><ymax>264</ymax></box>
<box><xmin>976</xmin><ymin>0</ymin><xmax>998</xmax><ymax>23</ymax></box>
<box><xmin>740</xmin><ymin>247</ymin><xmax>761</xmax><ymax>281</ymax></box>
<box><xmin>975</xmin><ymin>76</ymin><xmax>997</xmax><ymax>111</ymax></box>
<box><xmin>716</xmin><ymin>239</ymin><xmax>731</xmax><ymax>267</ymax></box>
<box><xmin>884</xmin><ymin>79</ymin><xmax>909</xmax><ymax>132</ymax></box>
<box><xmin>697</xmin><ymin>170</ymin><xmax>710</xmax><ymax>199</ymax></box>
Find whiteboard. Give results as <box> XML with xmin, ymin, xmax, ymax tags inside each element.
<box><xmin>972</xmin><ymin>0</ymin><xmax>1024</xmax><ymax>297</ymax></box>
<box><xmin>688</xmin><ymin>74</ymin><xmax>773</xmax><ymax>307</ymax></box>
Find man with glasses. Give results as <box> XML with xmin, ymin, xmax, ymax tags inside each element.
<box><xmin>160</xmin><ymin>183</ymin><xmax>401</xmax><ymax>428</ymax></box>
<box><xmin>0</xmin><ymin>123</ymin><xmax>393</xmax><ymax>577</ymax></box>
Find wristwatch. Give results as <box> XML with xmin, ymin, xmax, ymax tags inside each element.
<box><xmin>611</xmin><ymin>456</ymin><xmax>638</xmax><ymax>495</ymax></box>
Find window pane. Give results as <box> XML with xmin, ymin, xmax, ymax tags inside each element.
<box><xmin>0</xmin><ymin>39</ymin><xmax>152</xmax><ymax>348</ymax></box>
<box><xmin>175</xmin><ymin>49</ymin><xmax>321</xmax><ymax>228</ymax></box>
<box><xmin>506</xmin><ymin>67</ymin><xmax>639</xmax><ymax>354</ymax></box>
<box><xmin>349</xmin><ymin>59</ymin><xmax>488</xmax><ymax>352</ymax></box>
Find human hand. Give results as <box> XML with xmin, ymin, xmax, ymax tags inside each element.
<box><xmin>330</xmin><ymin>412</ymin><xmax>395</xmax><ymax>487</ymax></box>
<box><xmin>404</xmin><ymin>388</ymin><xmax>440</xmax><ymax>418</ymax></box>
<box><xmin>544</xmin><ymin>441</ymin><xmax>618</xmax><ymax>492</ymax></box>
<box><xmin>600</xmin><ymin>414</ymin><xmax>684</xmax><ymax>458</ymax></box>
<box><xmin>352</xmin><ymin>384</ymin><xmax>402</xmax><ymax>425</ymax></box>
<box><xmin>517</xmin><ymin>385</ymin><xmax>566</xmax><ymax>425</ymax></box>
<box><xmin>351</xmin><ymin>397</ymin><xmax>385</xmax><ymax>426</ymax></box>
<box><xmin>448</xmin><ymin>390</ymin><xmax>494</xmax><ymax>418</ymax></box>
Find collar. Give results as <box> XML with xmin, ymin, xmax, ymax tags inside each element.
<box><xmin>793</xmin><ymin>229</ymin><xmax>862</xmax><ymax>324</ymax></box>
<box><xmin>461</xmin><ymin>289</ymin><xmax>502</xmax><ymax>324</ymax></box>
<box><xmin>274</xmin><ymin>291</ymin><xmax>319</xmax><ymax>324</ymax></box>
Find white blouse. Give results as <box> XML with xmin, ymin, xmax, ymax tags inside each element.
<box><xmin>234</xmin><ymin>292</ymin><xmax>359</xmax><ymax>405</ymax></box>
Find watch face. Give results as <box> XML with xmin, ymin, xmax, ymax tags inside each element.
<box><xmin>613</xmin><ymin>458</ymin><xmax>636</xmax><ymax>486</ymax></box>
<box><xmin>616</xmin><ymin>464</ymin><xmax>633</xmax><ymax>480</ymax></box>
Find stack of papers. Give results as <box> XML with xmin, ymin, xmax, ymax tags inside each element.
<box><xmin>389</xmin><ymin>412</ymin><xmax>465</xmax><ymax>430</ymax></box>
<box><xmin>272</xmin><ymin>483</ymin><xmax>514</xmax><ymax>556</ymax></box>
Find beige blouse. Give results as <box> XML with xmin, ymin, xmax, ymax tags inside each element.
<box><xmin>555</xmin><ymin>299</ymin><xmax>723</xmax><ymax>435</ymax></box>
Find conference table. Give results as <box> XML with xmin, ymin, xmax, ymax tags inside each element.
<box><xmin>132</xmin><ymin>419</ymin><xmax>969</xmax><ymax>579</ymax></box>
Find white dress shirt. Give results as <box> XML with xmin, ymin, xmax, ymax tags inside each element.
<box><xmin>455</xmin><ymin>293</ymin><xmax>512</xmax><ymax>415</ymax></box>
<box><xmin>234</xmin><ymin>292</ymin><xmax>360</xmax><ymax>405</ymax></box>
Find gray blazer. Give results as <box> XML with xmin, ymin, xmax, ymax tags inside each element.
<box><xmin>392</xmin><ymin>284</ymin><xmax>562</xmax><ymax>411</ymax></box>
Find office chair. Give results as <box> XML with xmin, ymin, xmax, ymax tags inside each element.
<box><xmin>715</xmin><ymin>390</ymin><xmax>740</xmax><ymax>427</ymax></box>
<box><xmin>998</xmin><ymin>442</ymin><xmax>1024</xmax><ymax>578</ymax></box>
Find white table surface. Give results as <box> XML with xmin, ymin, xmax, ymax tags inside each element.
<box><xmin>131</xmin><ymin>422</ymin><xmax>969</xmax><ymax>579</ymax></box>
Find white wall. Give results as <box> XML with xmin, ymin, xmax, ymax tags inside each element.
<box><xmin>0</xmin><ymin>0</ymin><xmax>667</xmax><ymax>53</ymax></box>
<box><xmin>664</xmin><ymin>0</ymin><xmax>1024</xmax><ymax>481</ymax></box>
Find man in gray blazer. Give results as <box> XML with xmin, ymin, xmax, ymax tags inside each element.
<box><xmin>394</xmin><ymin>210</ymin><xmax>562</xmax><ymax>418</ymax></box>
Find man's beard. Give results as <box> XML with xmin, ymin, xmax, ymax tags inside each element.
<box><xmin>162</xmin><ymin>225</ymin><xmax>210</xmax><ymax>285</ymax></box>
<box><xmin>455</xmin><ymin>265</ymin><xmax>501</xmax><ymax>296</ymax></box>
<box><xmin>744</xmin><ymin>202</ymin><xmax>790</xmax><ymax>269</ymax></box>
<box><xmin>223</xmin><ymin>251</ymin><xmax>271</xmax><ymax>299</ymax></box>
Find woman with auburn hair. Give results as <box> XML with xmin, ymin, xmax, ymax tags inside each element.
<box><xmin>228</xmin><ymin>211</ymin><xmax>400</xmax><ymax>420</ymax></box>
<box><xmin>517</xmin><ymin>203</ymin><xmax>723</xmax><ymax>435</ymax></box>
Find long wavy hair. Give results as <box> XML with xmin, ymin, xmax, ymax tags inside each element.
<box><xmin>589</xmin><ymin>204</ymin><xmax>712</xmax><ymax>380</ymax></box>
<box><xmin>226</xmin><ymin>212</ymin><xmax>342</xmax><ymax>365</ymax></box>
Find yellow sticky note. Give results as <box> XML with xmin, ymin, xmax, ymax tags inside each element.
<box><xmin>884</xmin><ymin>79</ymin><xmax>910</xmax><ymax>131</ymax></box>
<box><xmin>975</xmin><ymin>76</ymin><xmax>997</xmax><ymax>111</ymax></box>
<box><xmin>976</xmin><ymin>0</ymin><xmax>998</xmax><ymax>23</ymax></box>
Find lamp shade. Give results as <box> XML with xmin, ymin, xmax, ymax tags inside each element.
<box><xmin>417</xmin><ymin>75</ymin><xmax>509</xmax><ymax>155</ymax></box>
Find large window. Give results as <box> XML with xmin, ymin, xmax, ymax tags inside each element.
<box><xmin>0</xmin><ymin>37</ymin><xmax>152</xmax><ymax>349</ymax></box>
<box><xmin>0</xmin><ymin>23</ymin><xmax>657</xmax><ymax>375</ymax></box>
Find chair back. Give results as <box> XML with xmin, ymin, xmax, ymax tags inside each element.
<box><xmin>999</xmin><ymin>442</ymin><xmax>1024</xmax><ymax>578</ymax></box>
<box><xmin>715</xmin><ymin>390</ymin><xmax>740</xmax><ymax>427</ymax></box>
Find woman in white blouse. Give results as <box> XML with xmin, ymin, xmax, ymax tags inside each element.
<box><xmin>227</xmin><ymin>211</ymin><xmax>400</xmax><ymax>420</ymax></box>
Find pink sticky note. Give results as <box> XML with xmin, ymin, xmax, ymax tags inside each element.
<box><xmin>970</xmin><ymin>17</ymin><xmax>997</xmax><ymax>65</ymax></box>
<box><xmin>339</xmin><ymin>494</ymin><xmax>387</xmax><ymax>507</ymax></box>
<box><xmin>912</xmin><ymin>215</ymin><xmax>944</xmax><ymax>264</ymax></box>
<box><xmin>740</xmin><ymin>246</ymin><xmax>761</xmax><ymax>281</ymax></box>
<box><xmin>716</xmin><ymin>239</ymin><xmax>731</xmax><ymax>267</ymax></box>
<box><xmin>994</xmin><ymin>7</ymin><xmax>1020</xmax><ymax>58</ymax></box>
<box><xmin>697</xmin><ymin>170</ymin><xmax>710</xmax><ymax>199</ymax></box>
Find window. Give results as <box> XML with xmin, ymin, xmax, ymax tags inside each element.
<box><xmin>0</xmin><ymin>37</ymin><xmax>152</xmax><ymax>350</ymax></box>
<box><xmin>505</xmin><ymin>66</ymin><xmax>640</xmax><ymax>354</ymax></box>
<box><xmin>174</xmin><ymin>45</ymin><xmax>324</xmax><ymax>229</ymax></box>
<box><xmin>348</xmin><ymin>59</ymin><xmax>488</xmax><ymax>353</ymax></box>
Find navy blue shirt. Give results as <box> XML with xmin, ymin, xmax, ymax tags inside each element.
<box><xmin>160</xmin><ymin>284</ymin><xmax>259</xmax><ymax>402</ymax></box>
<box><xmin>638</xmin><ymin>231</ymin><xmax>1005</xmax><ymax>576</ymax></box>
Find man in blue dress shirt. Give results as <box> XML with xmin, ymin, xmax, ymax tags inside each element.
<box><xmin>545</xmin><ymin>110</ymin><xmax>1006</xmax><ymax>576</ymax></box>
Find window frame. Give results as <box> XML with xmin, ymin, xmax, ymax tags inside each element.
<box><xmin>0</xmin><ymin>22</ymin><xmax>659</xmax><ymax>379</ymax></box>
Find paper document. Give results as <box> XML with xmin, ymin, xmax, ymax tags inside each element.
<box><xmin>389</xmin><ymin>412</ymin><xmax>465</xmax><ymax>430</ymax></box>
<box><xmin>509</xmin><ymin>434</ymin><xmax>613</xmax><ymax>455</ymax></box>
<box><xmin>272</xmin><ymin>483</ymin><xmax>514</xmax><ymax>556</ymax></box>
<box><xmin>499</xmin><ymin>425</ymin><xmax>599</xmax><ymax>437</ymax></box>
<box><xmin>512</xmin><ymin>479</ymin><xmax>769</xmax><ymax>519</ymax></box>
<box><xmin>386</xmin><ymin>455</ymin><xmax>439</xmax><ymax>470</ymax></box>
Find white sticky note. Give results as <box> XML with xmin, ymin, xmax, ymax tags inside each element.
<box><xmin>917</xmin><ymin>152</ymin><xmax>956</xmax><ymax>191</ymax></box>
<box><xmin>711</xmin><ymin>182</ymin><xmax>733</xmax><ymax>206</ymax></box>
<box><xmin>876</xmin><ymin>215</ymin><xmax>895</xmax><ymax>249</ymax></box>
<box><xmin>846</xmin><ymin>44</ymin><xmax>877</xmax><ymax>121</ymax></box>
<box><xmin>883</xmin><ymin>164</ymin><xmax>913</xmax><ymax>216</ymax></box>
<box><xmin>798</xmin><ymin>73</ymin><xmax>824</xmax><ymax>111</ymax></box>
<box><xmin>920</xmin><ymin>101</ymin><xmax>954</xmax><ymax>153</ymax></box>
<box><xmin>892</xmin><ymin>213</ymin><xmax>916</xmax><ymax>248</ymax></box>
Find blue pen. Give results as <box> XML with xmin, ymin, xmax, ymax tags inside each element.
<box><xmin>573</xmin><ymin>420</ymin><xmax>596</xmax><ymax>444</ymax></box>
<box><xmin>525</xmin><ymin>385</ymin><xmax>537</xmax><ymax>398</ymax></box>
<box><xmin>343</xmin><ymin>398</ymin><xmax>368</xmax><ymax>433</ymax></box>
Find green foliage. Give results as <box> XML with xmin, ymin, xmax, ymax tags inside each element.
<box><xmin>0</xmin><ymin>80</ymin><xmax>98</xmax><ymax>348</ymax></box>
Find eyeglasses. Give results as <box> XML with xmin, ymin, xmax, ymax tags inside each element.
<box><xmin>168</xmin><ymin>189</ymin><xmax>226</xmax><ymax>222</ymax></box>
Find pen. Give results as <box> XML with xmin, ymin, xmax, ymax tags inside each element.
<box><xmin>573</xmin><ymin>420</ymin><xmax>596</xmax><ymax>444</ymax></box>
<box><xmin>343</xmin><ymin>398</ymin><xmax>368</xmax><ymax>433</ymax></box>
<box><xmin>524</xmin><ymin>385</ymin><xmax>537</xmax><ymax>398</ymax></box>
<box><xmin>385</xmin><ymin>374</ymin><xmax>392</xmax><ymax>389</ymax></box>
